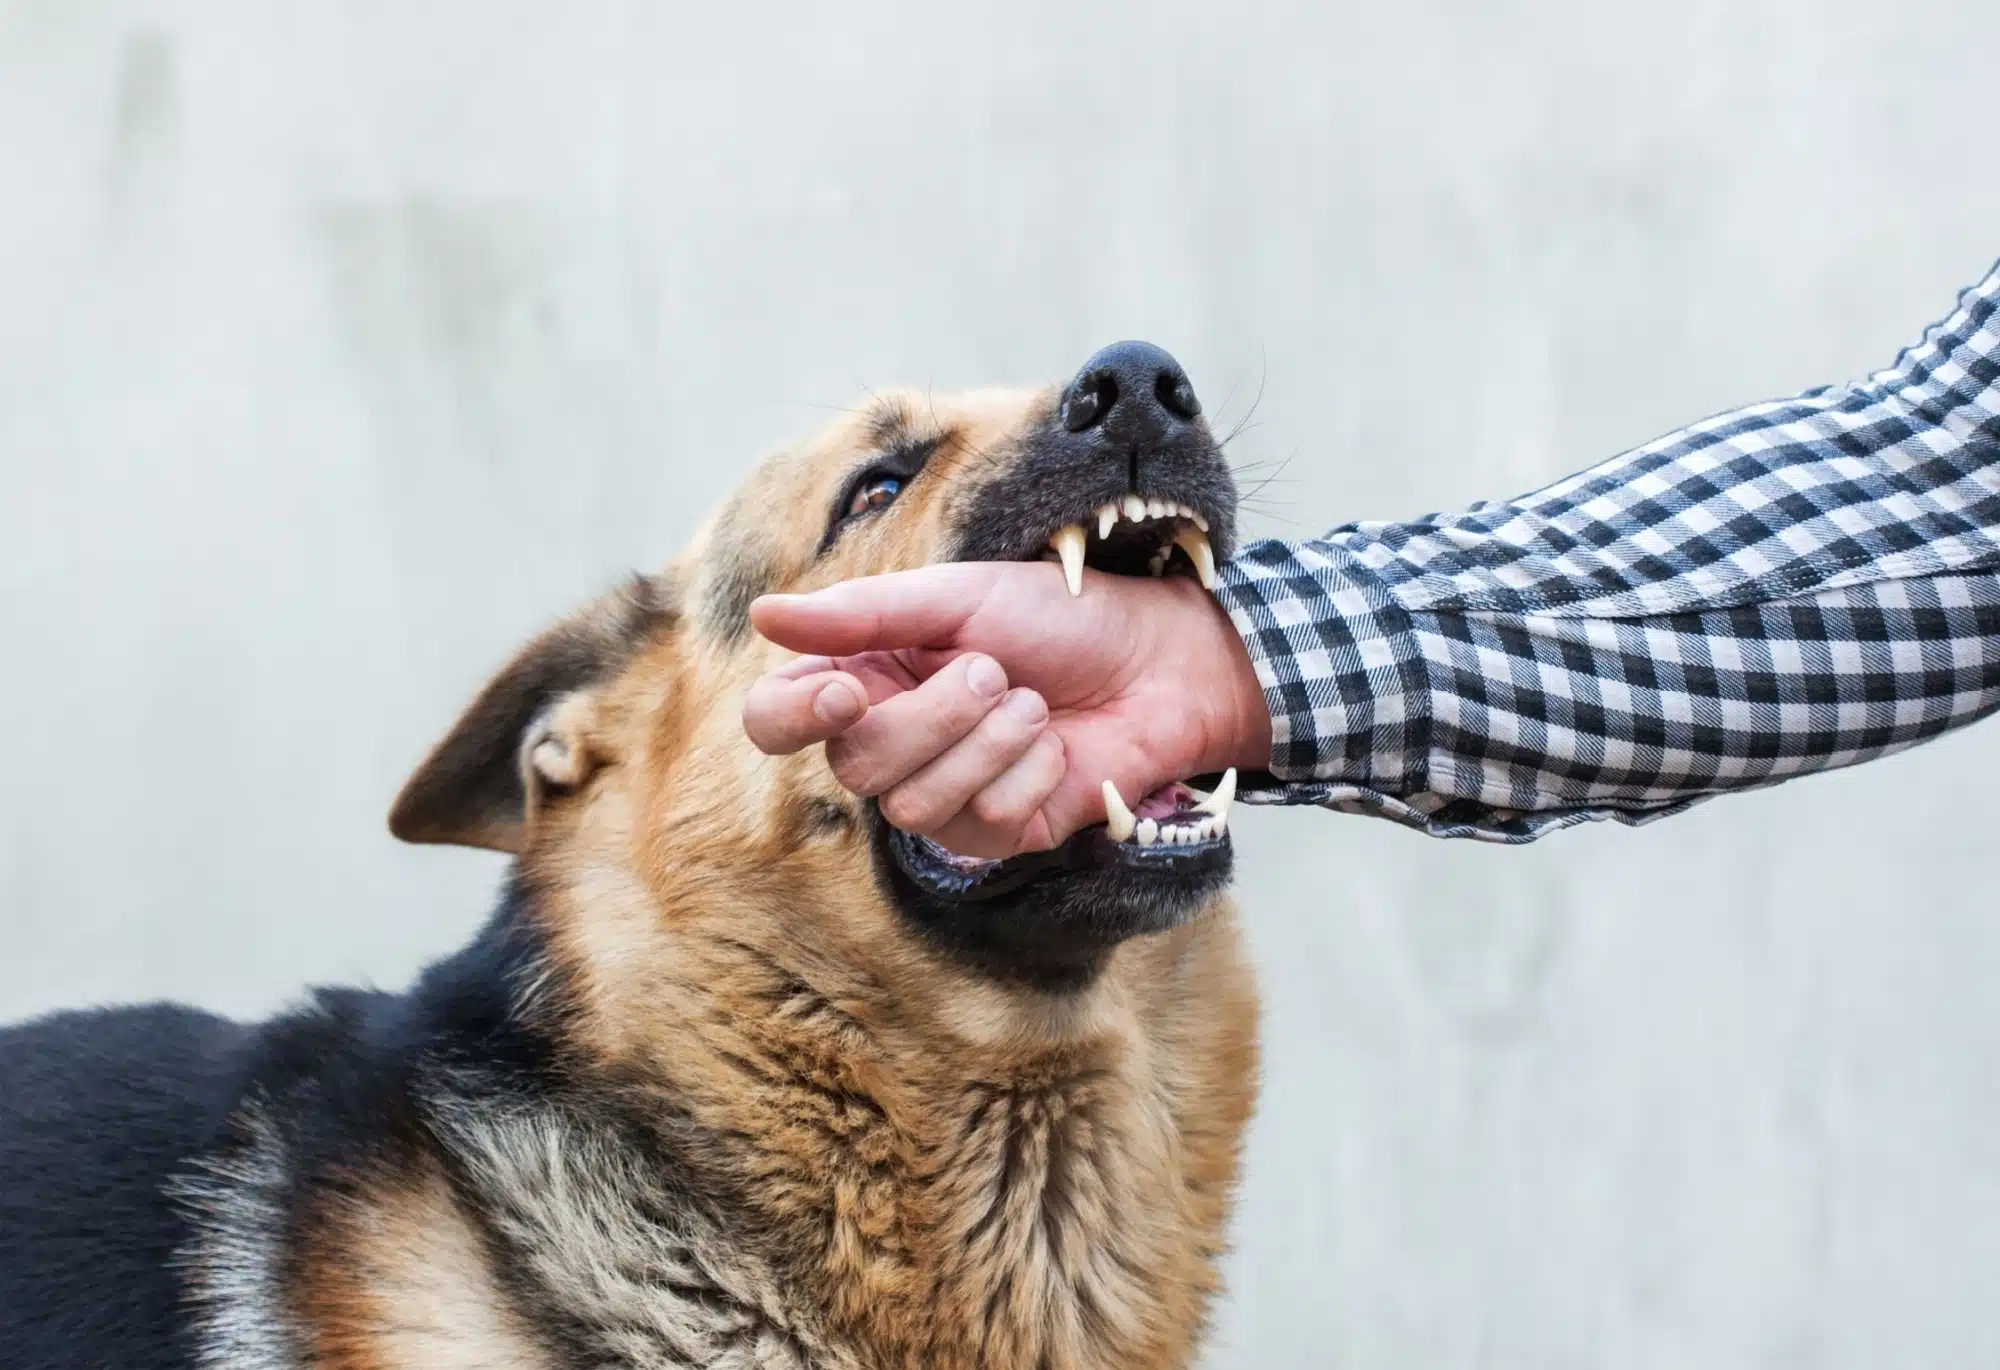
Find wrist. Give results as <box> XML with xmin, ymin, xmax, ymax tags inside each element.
<box><xmin>1163</xmin><ymin>577</ymin><xmax>1271</xmax><ymax>778</ymax></box>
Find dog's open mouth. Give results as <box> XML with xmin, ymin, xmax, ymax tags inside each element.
<box><xmin>1037</xmin><ymin>495</ymin><xmax>1217</xmax><ymax>592</ymax></box>
<box><xmin>885</xmin><ymin>490</ymin><xmax>1234</xmax><ymax>904</ymax></box>
<box><xmin>888</xmin><ymin>772</ymin><xmax>1234</xmax><ymax>902</ymax></box>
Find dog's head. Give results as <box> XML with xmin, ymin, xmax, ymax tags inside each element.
<box><xmin>389</xmin><ymin>341</ymin><xmax>1240</xmax><ymax>1006</ymax></box>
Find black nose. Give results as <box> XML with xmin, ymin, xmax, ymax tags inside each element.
<box><xmin>1058</xmin><ymin>340</ymin><xmax>1201</xmax><ymax>444</ymax></box>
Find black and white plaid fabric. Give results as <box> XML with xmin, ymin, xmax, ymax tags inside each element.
<box><xmin>1215</xmin><ymin>259</ymin><xmax>2000</xmax><ymax>842</ymax></box>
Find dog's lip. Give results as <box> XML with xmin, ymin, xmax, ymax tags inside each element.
<box><xmin>887</xmin><ymin>825</ymin><xmax>1231</xmax><ymax>904</ymax></box>
<box><xmin>884</xmin><ymin>780</ymin><xmax>1233</xmax><ymax>905</ymax></box>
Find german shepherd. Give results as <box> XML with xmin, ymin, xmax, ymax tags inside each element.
<box><xmin>0</xmin><ymin>342</ymin><xmax>1260</xmax><ymax>1369</ymax></box>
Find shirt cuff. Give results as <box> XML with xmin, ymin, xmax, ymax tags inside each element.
<box><xmin>1213</xmin><ymin>536</ymin><xmax>1431</xmax><ymax>792</ymax></box>
<box><xmin>1214</xmin><ymin>537</ymin><xmax>1711</xmax><ymax>843</ymax></box>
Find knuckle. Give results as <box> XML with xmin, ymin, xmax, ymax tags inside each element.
<box><xmin>927</xmin><ymin>679</ymin><xmax>996</xmax><ymax>733</ymax></box>
<box><xmin>966</xmin><ymin>788</ymin><xmax>1027</xmax><ymax>830</ymax></box>
<box><xmin>972</xmin><ymin>709</ymin><xmax>1033</xmax><ymax>758</ymax></box>
<box><xmin>878</xmin><ymin>788</ymin><xmax>936</xmax><ymax>834</ymax></box>
<box><xmin>825</xmin><ymin>743</ymin><xmax>881</xmax><ymax>797</ymax></box>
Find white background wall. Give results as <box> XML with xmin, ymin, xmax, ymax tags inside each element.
<box><xmin>3</xmin><ymin>3</ymin><xmax>1998</xmax><ymax>1365</ymax></box>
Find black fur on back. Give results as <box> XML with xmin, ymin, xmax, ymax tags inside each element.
<box><xmin>0</xmin><ymin>877</ymin><xmax>563</xmax><ymax>1370</ymax></box>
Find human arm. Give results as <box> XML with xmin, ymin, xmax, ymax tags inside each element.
<box><xmin>1219</xmin><ymin>257</ymin><xmax>2000</xmax><ymax>840</ymax></box>
<box><xmin>746</xmin><ymin>259</ymin><xmax>2000</xmax><ymax>849</ymax></box>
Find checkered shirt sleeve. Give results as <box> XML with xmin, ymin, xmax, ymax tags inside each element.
<box><xmin>1214</xmin><ymin>260</ymin><xmax>2000</xmax><ymax>843</ymax></box>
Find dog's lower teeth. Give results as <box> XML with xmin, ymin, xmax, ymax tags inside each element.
<box><xmin>1101</xmin><ymin>780</ymin><xmax>1137</xmax><ymax>842</ymax></box>
<box><xmin>1102</xmin><ymin>768</ymin><xmax>1237</xmax><ymax>845</ymax></box>
<box><xmin>1193</xmin><ymin>768</ymin><xmax>1237</xmax><ymax>816</ymax></box>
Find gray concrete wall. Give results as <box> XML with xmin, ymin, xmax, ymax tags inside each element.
<box><xmin>3</xmin><ymin>2</ymin><xmax>1997</xmax><ymax>1365</ymax></box>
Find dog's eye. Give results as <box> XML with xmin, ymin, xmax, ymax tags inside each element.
<box><xmin>844</xmin><ymin>475</ymin><xmax>903</xmax><ymax>520</ymax></box>
<box><xmin>820</xmin><ymin>436</ymin><xmax>943</xmax><ymax>555</ymax></box>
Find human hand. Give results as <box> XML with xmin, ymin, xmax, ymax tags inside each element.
<box><xmin>742</xmin><ymin>562</ymin><xmax>1271</xmax><ymax>859</ymax></box>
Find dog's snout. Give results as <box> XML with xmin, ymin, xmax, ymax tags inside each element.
<box><xmin>1058</xmin><ymin>341</ymin><xmax>1201</xmax><ymax>444</ymax></box>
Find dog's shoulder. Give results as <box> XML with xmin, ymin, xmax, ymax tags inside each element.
<box><xmin>0</xmin><ymin>904</ymin><xmax>551</xmax><ymax>1370</ymax></box>
<box><xmin>0</xmin><ymin>1003</ymin><xmax>251</xmax><ymax>1370</ymax></box>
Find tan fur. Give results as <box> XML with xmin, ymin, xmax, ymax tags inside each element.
<box><xmin>350</xmin><ymin>388</ymin><xmax>1261</xmax><ymax>1369</ymax></box>
<box><xmin>301</xmin><ymin>1160</ymin><xmax>555</xmax><ymax>1370</ymax></box>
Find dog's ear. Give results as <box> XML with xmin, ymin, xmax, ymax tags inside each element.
<box><xmin>388</xmin><ymin>575</ymin><xmax>675</xmax><ymax>853</ymax></box>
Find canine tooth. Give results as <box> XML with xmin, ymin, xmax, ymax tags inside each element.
<box><xmin>1211</xmin><ymin>809</ymin><xmax>1228</xmax><ymax>836</ymax></box>
<box><xmin>1173</xmin><ymin>527</ymin><xmax>1217</xmax><ymax>589</ymax></box>
<box><xmin>1050</xmin><ymin>523</ymin><xmax>1086</xmax><ymax>597</ymax></box>
<box><xmin>1136</xmin><ymin>818</ymin><xmax>1158</xmax><ymax>847</ymax></box>
<box><xmin>1123</xmin><ymin>494</ymin><xmax>1147</xmax><ymax>522</ymax></box>
<box><xmin>1101</xmin><ymin>780</ymin><xmax>1137</xmax><ymax>842</ymax></box>
<box><xmin>1098</xmin><ymin>504</ymin><xmax>1117</xmax><ymax>540</ymax></box>
<box><xmin>1194</xmin><ymin>766</ymin><xmax>1237</xmax><ymax>819</ymax></box>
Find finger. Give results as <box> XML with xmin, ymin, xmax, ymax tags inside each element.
<box><xmin>825</xmin><ymin>652</ymin><xmax>1010</xmax><ymax>796</ymax></box>
<box><xmin>877</xmin><ymin>689</ymin><xmax>1051</xmax><ymax>840</ymax></box>
<box><xmin>766</xmin><ymin>654</ymin><xmax>838</xmax><ymax>682</ymax></box>
<box><xmin>831</xmin><ymin>650</ymin><xmax>927</xmax><ymax>704</ymax></box>
<box><xmin>926</xmin><ymin>728</ymin><xmax>1067</xmax><ymax>860</ymax></box>
<box><xmin>749</xmin><ymin>564</ymin><xmax>1007</xmax><ymax>657</ymax></box>
<box><xmin>742</xmin><ymin>669</ymin><xmax>870</xmax><ymax>755</ymax></box>
<box><xmin>764</xmin><ymin>651</ymin><xmax>920</xmax><ymax>703</ymax></box>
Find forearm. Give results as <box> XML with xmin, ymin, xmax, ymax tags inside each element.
<box><xmin>1217</xmin><ymin>259</ymin><xmax>2000</xmax><ymax>842</ymax></box>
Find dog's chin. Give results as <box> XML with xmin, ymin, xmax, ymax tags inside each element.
<box><xmin>872</xmin><ymin>802</ymin><xmax>1233</xmax><ymax>991</ymax></box>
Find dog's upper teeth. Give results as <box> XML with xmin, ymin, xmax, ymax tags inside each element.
<box><xmin>1058</xmin><ymin>500</ymin><xmax>1217</xmax><ymax>595</ymax></box>
<box><xmin>1101</xmin><ymin>780</ymin><xmax>1137</xmax><ymax>842</ymax></box>
<box><xmin>1050</xmin><ymin>523</ymin><xmax>1087</xmax><ymax>598</ymax></box>
<box><xmin>1173</xmin><ymin>527</ymin><xmax>1217</xmax><ymax>589</ymax></box>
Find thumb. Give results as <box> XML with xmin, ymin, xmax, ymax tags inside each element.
<box><xmin>749</xmin><ymin>564</ymin><xmax>1007</xmax><ymax>657</ymax></box>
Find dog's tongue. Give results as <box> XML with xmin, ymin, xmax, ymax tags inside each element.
<box><xmin>1135</xmin><ymin>782</ymin><xmax>1197</xmax><ymax>821</ymax></box>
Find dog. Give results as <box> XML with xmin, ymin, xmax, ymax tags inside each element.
<box><xmin>0</xmin><ymin>340</ymin><xmax>1260</xmax><ymax>1370</ymax></box>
